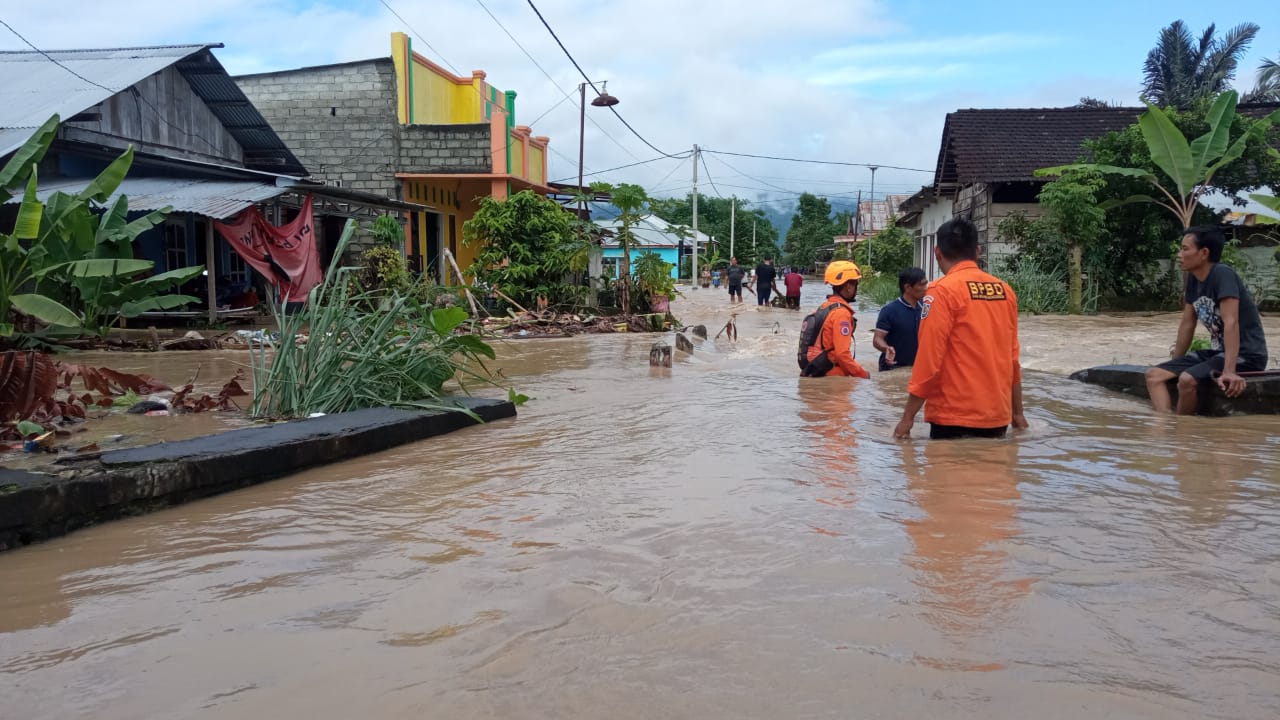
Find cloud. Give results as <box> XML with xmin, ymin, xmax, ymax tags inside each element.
<box><xmin>0</xmin><ymin>0</ymin><xmax>1163</xmax><ymax>211</ymax></box>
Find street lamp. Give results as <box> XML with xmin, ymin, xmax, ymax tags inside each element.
<box><xmin>578</xmin><ymin>82</ymin><xmax>619</xmax><ymax>218</ymax></box>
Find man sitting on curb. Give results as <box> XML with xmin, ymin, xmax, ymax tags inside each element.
<box><xmin>1144</xmin><ymin>226</ymin><xmax>1269</xmax><ymax>415</ymax></box>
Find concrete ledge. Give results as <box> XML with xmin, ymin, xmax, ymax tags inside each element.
<box><xmin>0</xmin><ymin>398</ymin><xmax>515</xmax><ymax>551</ymax></box>
<box><xmin>1070</xmin><ymin>363</ymin><xmax>1280</xmax><ymax>415</ymax></box>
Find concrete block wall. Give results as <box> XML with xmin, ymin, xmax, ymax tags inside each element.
<box><xmin>398</xmin><ymin>124</ymin><xmax>491</xmax><ymax>174</ymax></box>
<box><xmin>237</xmin><ymin>60</ymin><xmax>401</xmax><ymax>257</ymax></box>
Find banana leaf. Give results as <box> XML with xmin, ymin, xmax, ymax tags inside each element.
<box><xmin>1139</xmin><ymin>102</ymin><xmax>1196</xmax><ymax>197</ymax></box>
<box><xmin>119</xmin><ymin>294</ymin><xmax>199</xmax><ymax>317</ymax></box>
<box><xmin>0</xmin><ymin>114</ymin><xmax>58</xmax><ymax>203</ymax></box>
<box><xmin>40</xmin><ymin>258</ymin><xmax>154</xmax><ymax>279</ymax></box>
<box><xmin>77</xmin><ymin>146</ymin><xmax>134</xmax><ymax>203</ymax></box>
<box><xmin>9</xmin><ymin>293</ymin><xmax>81</xmax><ymax>329</ymax></box>
<box><xmin>13</xmin><ymin>172</ymin><xmax>42</xmax><ymax>240</ymax></box>
<box><xmin>1188</xmin><ymin>91</ymin><xmax>1237</xmax><ymax>172</ymax></box>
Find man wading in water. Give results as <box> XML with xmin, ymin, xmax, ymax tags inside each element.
<box><xmin>726</xmin><ymin>257</ymin><xmax>745</xmax><ymax>304</ymax></box>
<box><xmin>1144</xmin><ymin>226</ymin><xmax>1269</xmax><ymax>415</ymax></box>
<box><xmin>894</xmin><ymin>218</ymin><xmax>1027</xmax><ymax>440</ymax></box>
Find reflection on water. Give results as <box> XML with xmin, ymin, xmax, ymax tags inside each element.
<box><xmin>1</xmin><ymin>284</ymin><xmax>1279</xmax><ymax>718</ymax></box>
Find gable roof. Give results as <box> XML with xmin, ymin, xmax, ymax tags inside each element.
<box><xmin>596</xmin><ymin>214</ymin><xmax>710</xmax><ymax>248</ymax></box>
<box><xmin>0</xmin><ymin>44</ymin><xmax>305</xmax><ymax>175</ymax></box>
<box><xmin>933</xmin><ymin>102</ymin><xmax>1280</xmax><ymax>187</ymax></box>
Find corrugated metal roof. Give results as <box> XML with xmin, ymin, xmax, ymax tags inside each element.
<box><xmin>3</xmin><ymin>176</ymin><xmax>287</xmax><ymax>219</ymax></box>
<box><xmin>596</xmin><ymin>214</ymin><xmax>710</xmax><ymax>248</ymax></box>
<box><xmin>0</xmin><ymin>44</ymin><xmax>306</xmax><ymax>176</ymax></box>
<box><xmin>0</xmin><ymin>45</ymin><xmax>211</xmax><ymax>137</ymax></box>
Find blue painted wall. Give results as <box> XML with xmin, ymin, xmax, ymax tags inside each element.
<box><xmin>600</xmin><ymin>247</ymin><xmax>679</xmax><ymax>279</ymax></box>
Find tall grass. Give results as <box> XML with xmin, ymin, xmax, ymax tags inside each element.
<box><xmin>995</xmin><ymin>260</ymin><xmax>1100</xmax><ymax>315</ymax></box>
<box><xmin>858</xmin><ymin>273</ymin><xmax>901</xmax><ymax>306</ymax></box>
<box><xmin>250</xmin><ymin>221</ymin><xmax>499</xmax><ymax>418</ymax></box>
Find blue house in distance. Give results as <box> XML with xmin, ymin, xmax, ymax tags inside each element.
<box><xmin>596</xmin><ymin>214</ymin><xmax>709</xmax><ymax>279</ymax></box>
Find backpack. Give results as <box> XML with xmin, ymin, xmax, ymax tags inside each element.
<box><xmin>797</xmin><ymin>302</ymin><xmax>852</xmax><ymax>376</ymax></box>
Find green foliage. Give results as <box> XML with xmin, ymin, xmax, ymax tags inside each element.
<box><xmin>857</xmin><ymin>274</ymin><xmax>900</xmax><ymax>307</ymax></box>
<box><xmin>1</xmin><ymin>117</ymin><xmax>200</xmax><ymax>340</ymax></box>
<box><xmin>1038</xmin><ymin>91</ymin><xmax>1280</xmax><ymax>230</ymax></box>
<box><xmin>463</xmin><ymin>190</ymin><xmax>592</xmax><ymax>310</ymax></box>
<box><xmin>633</xmin><ymin>251</ymin><xmax>675</xmax><ymax>299</ymax></box>
<box><xmin>850</xmin><ymin>219</ymin><xmax>914</xmax><ymax>275</ymax></box>
<box><xmin>1142</xmin><ymin>21</ymin><xmax>1259</xmax><ymax>108</ymax></box>
<box><xmin>1030</xmin><ymin>92</ymin><xmax>1280</xmax><ymax>307</ymax></box>
<box><xmin>370</xmin><ymin>215</ymin><xmax>405</xmax><ymax>247</ymax></box>
<box><xmin>360</xmin><ymin>245</ymin><xmax>409</xmax><ymax>293</ymax></box>
<box><xmin>783</xmin><ymin>193</ymin><xmax>839</xmax><ymax>269</ymax></box>
<box><xmin>251</xmin><ymin>220</ymin><xmax>505</xmax><ymax>418</ymax></box>
<box><xmin>649</xmin><ymin>194</ymin><xmax>779</xmax><ymax>267</ymax></box>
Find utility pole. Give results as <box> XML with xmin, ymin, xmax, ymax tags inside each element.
<box><xmin>854</xmin><ymin>189</ymin><xmax>862</xmax><ymax>262</ymax></box>
<box><xmin>753</xmin><ymin>220</ymin><xmax>756</xmax><ymax>252</ymax></box>
<box><xmin>691</xmin><ymin>144</ymin><xmax>699</xmax><ymax>288</ymax></box>
<box><xmin>577</xmin><ymin>83</ymin><xmax>586</xmax><ymax>219</ymax></box>
<box><xmin>867</xmin><ymin>165</ymin><xmax>878</xmax><ymax>268</ymax></box>
<box><xmin>729</xmin><ymin>197</ymin><xmax>735</xmax><ymax>261</ymax></box>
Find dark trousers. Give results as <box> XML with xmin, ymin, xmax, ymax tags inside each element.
<box><xmin>929</xmin><ymin>423</ymin><xmax>1008</xmax><ymax>440</ymax></box>
<box><xmin>757</xmin><ymin>285</ymin><xmax>772</xmax><ymax>305</ymax></box>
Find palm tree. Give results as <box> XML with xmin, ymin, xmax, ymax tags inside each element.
<box><xmin>1243</xmin><ymin>53</ymin><xmax>1280</xmax><ymax>103</ymax></box>
<box><xmin>1142</xmin><ymin>20</ymin><xmax>1260</xmax><ymax>108</ymax></box>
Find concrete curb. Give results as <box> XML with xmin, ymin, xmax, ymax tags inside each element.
<box><xmin>0</xmin><ymin>398</ymin><xmax>515</xmax><ymax>552</ymax></box>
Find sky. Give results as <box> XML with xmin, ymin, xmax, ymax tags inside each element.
<box><xmin>1</xmin><ymin>0</ymin><xmax>1276</xmax><ymax>214</ymax></box>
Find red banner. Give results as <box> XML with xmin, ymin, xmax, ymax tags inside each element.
<box><xmin>214</xmin><ymin>195</ymin><xmax>322</xmax><ymax>301</ymax></box>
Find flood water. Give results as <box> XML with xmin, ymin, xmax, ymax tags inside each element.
<box><xmin>3</xmin><ymin>281</ymin><xmax>1280</xmax><ymax>719</ymax></box>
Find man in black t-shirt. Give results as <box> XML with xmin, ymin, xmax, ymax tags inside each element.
<box><xmin>755</xmin><ymin>258</ymin><xmax>777</xmax><ymax>306</ymax></box>
<box><xmin>873</xmin><ymin>267</ymin><xmax>927</xmax><ymax>371</ymax></box>
<box><xmin>726</xmin><ymin>258</ymin><xmax>745</xmax><ymax>303</ymax></box>
<box><xmin>1145</xmin><ymin>226</ymin><xmax>1269</xmax><ymax>415</ymax></box>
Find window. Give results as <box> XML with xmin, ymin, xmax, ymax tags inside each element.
<box><xmin>164</xmin><ymin>221</ymin><xmax>188</xmax><ymax>271</ymax></box>
<box><xmin>601</xmin><ymin>257</ymin><xmax>619</xmax><ymax>279</ymax></box>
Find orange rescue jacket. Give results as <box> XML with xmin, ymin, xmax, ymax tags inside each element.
<box><xmin>809</xmin><ymin>295</ymin><xmax>870</xmax><ymax>378</ymax></box>
<box><xmin>907</xmin><ymin>261</ymin><xmax>1021</xmax><ymax>427</ymax></box>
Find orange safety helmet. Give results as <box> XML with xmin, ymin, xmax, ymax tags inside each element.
<box><xmin>824</xmin><ymin>261</ymin><xmax>862</xmax><ymax>286</ymax></box>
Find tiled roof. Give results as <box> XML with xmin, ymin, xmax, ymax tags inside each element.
<box><xmin>933</xmin><ymin>103</ymin><xmax>1280</xmax><ymax>186</ymax></box>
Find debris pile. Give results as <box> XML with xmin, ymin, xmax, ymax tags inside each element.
<box><xmin>1</xmin><ymin>350</ymin><xmax>248</xmax><ymax>447</ymax></box>
<box><xmin>480</xmin><ymin>311</ymin><xmax>671</xmax><ymax>338</ymax></box>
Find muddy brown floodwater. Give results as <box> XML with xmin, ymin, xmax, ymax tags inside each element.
<box><xmin>3</xmin><ymin>281</ymin><xmax>1279</xmax><ymax>719</ymax></box>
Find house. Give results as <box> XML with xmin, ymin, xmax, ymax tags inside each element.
<box><xmin>235</xmin><ymin>32</ymin><xmax>554</xmax><ymax>282</ymax></box>
<box><xmin>595</xmin><ymin>214</ymin><xmax>709</xmax><ymax>280</ymax></box>
<box><xmin>0</xmin><ymin>43</ymin><xmax>423</xmax><ymax>322</ymax></box>
<box><xmin>905</xmin><ymin>102</ymin><xmax>1280</xmax><ymax>280</ymax></box>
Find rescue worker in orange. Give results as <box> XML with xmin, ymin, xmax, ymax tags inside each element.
<box><xmin>893</xmin><ymin>218</ymin><xmax>1027</xmax><ymax>440</ymax></box>
<box><xmin>803</xmin><ymin>261</ymin><xmax>870</xmax><ymax>379</ymax></box>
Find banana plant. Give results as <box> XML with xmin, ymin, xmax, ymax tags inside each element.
<box><xmin>2</xmin><ymin>115</ymin><xmax>200</xmax><ymax>340</ymax></box>
<box><xmin>1252</xmin><ymin>193</ymin><xmax>1280</xmax><ymax>223</ymax></box>
<box><xmin>1036</xmin><ymin>91</ymin><xmax>1280</xmax><ymax>229</ymax></box>
<box><xmin>0</xmin><ymin>118</ymin><xmax>81</xmax><ymax>337</ymax></box>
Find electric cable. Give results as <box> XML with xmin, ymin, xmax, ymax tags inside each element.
<box><xmin>703</xmin><ymin>148</ymin><xmax>933</xmax><ymax>173</ymax></box>
<box><xmin>524</xmin><ymin>0</ymin><xmax>683</xmax><ymax>158</ymax></box>
<box><xmin>473</xmin><ymin>0</ymin><xmax>642</xmax><ymax>161</ymax></box>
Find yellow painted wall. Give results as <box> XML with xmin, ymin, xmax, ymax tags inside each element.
<box><xmin>393</xmin><ymin>32</ymin><xmax>511</xmax><ymax>126</ymax></box>
<box><xmin>401</xmin><ymin>178</ymin><xmax>491</xmax><ymax>281</ymax></box>
<box><xmin>528</xmin><ymin>146</ymin><xmax>545</xmax><ymax>186</ymax></box>
<box><xmin>509</xmin><ymin>134</ymin><xmax>526</xmax><ymax>182</ymax></box>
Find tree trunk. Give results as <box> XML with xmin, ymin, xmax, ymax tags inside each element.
<box><xmin>620</xmin><ymin>247</ymin><xmax>632</xmax><ymax>315</ymax></box>
<box><xmin>1069</xmin><ymin>241</ymin><xmax>1083</xmax><ymax>315</ymax></box>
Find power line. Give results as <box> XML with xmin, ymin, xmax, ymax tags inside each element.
<box><xmin>377</xmin><ymin>0</ymin><xmax>462</xmax><ymax>75</ymax></box>
<box><xmin>524</xmin><ymin>0</ymin><xmax>682</xmax><ymax>159</ymax></box>
<box><xmin>472</xmin><ymin>0</ymin><xmax>641</xmax><ymax>162</ymax></box>
<box><xmin>703</xmin><ymin>148</ymin><xmax>933</xmax><ymax>173</ymax></box>
<box><xmin>550</xmin><ymin>153</ymin><xmax>688</xmax><ymax>183</ymax></box>
<box><xmin>650</xmin><ymin>155</ymin><xmax>688</xmax><ymax>189</ymax></box>
<box><xmin>0</xmin><ymin>19</ymin><xmax>114</xmax><ymax>93</ymax></box>
<box><xmin>698</xmin><ymin>151</ymin><xmax>725</xmax><ymax>198</ymax></box>
<box><xmin>0</xmin><ymin>20</ymin><xmax>234</xmax><ymax>157</ymax></box>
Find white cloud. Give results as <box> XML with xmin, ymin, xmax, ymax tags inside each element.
<box><xmin>0</xmin><ymin>0</ymin><xmax>1146</xmax><ymax>208</ymax></box>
